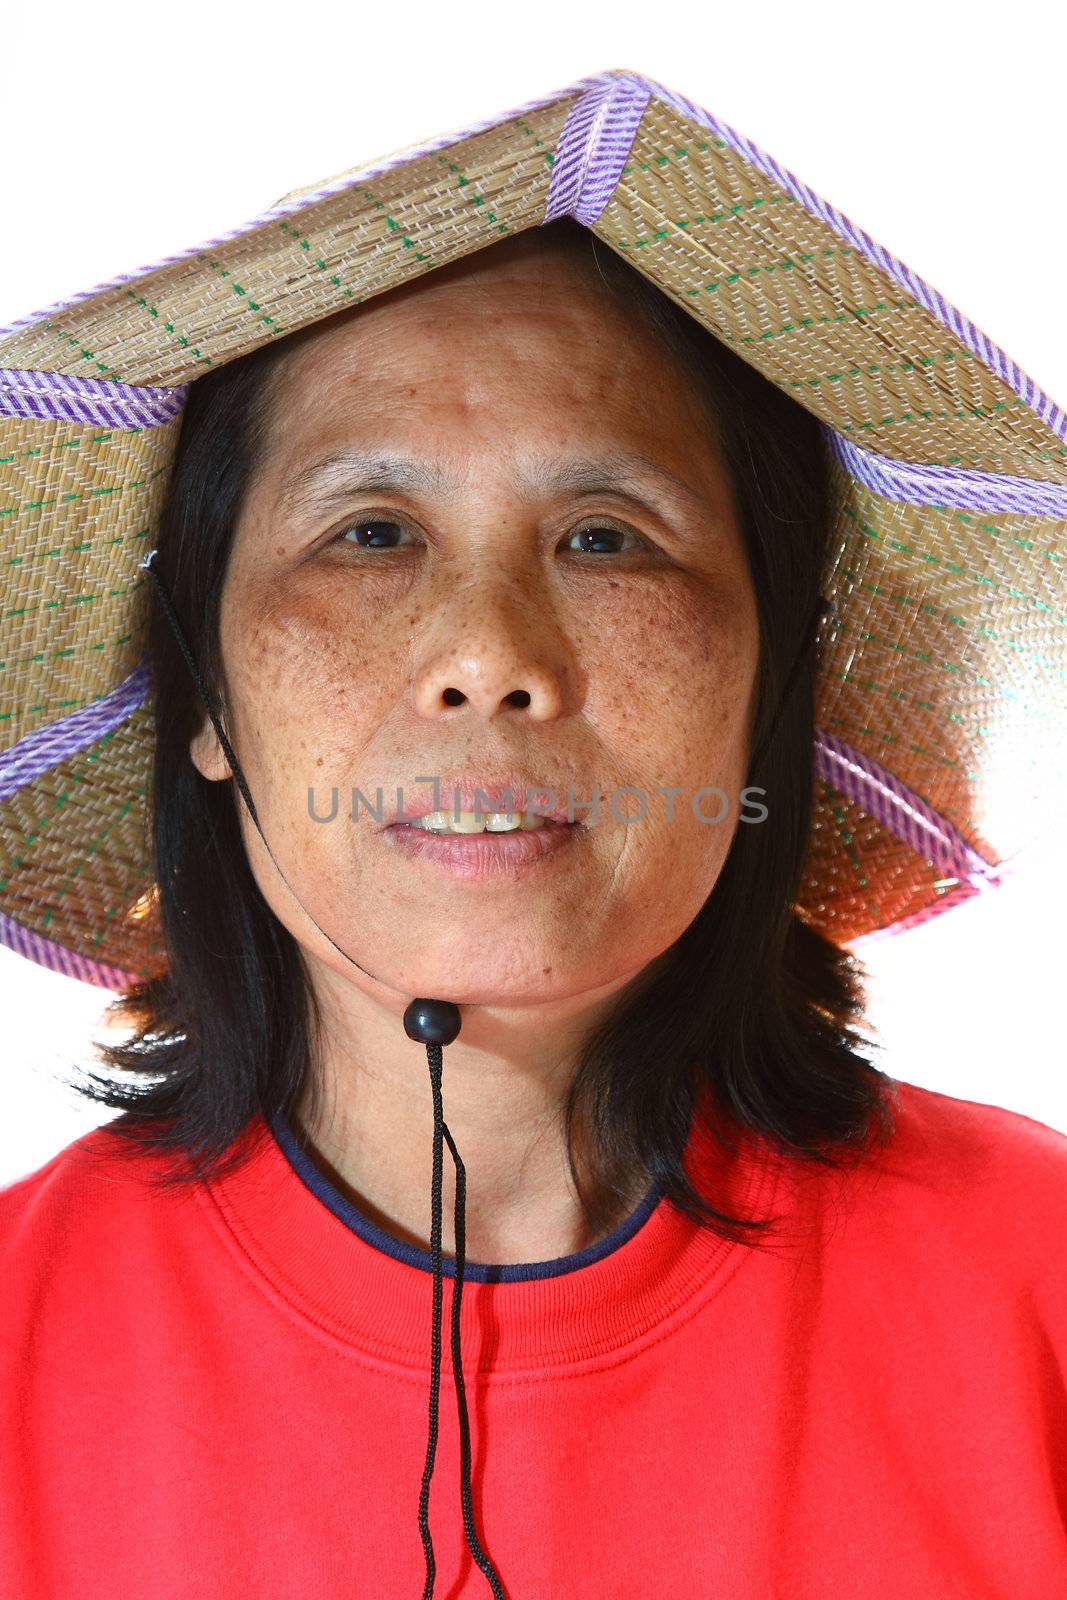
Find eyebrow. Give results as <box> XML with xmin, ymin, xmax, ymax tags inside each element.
<box><xmin>276</xmin><ymin>447</ymin><xmax>710</xmax><ymax>517</ymax></box>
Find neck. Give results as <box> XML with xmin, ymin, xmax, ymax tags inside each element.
<box><xmin>291</xmin><ymin>961</ymin><xmax>651</xmax><ymax>1265</ymax></box>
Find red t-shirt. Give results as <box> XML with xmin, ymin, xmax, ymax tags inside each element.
<box><xmin>2</xmin><ymin>1077</ymin><xmax>1065</xmax><ymax>1598</ymax></box>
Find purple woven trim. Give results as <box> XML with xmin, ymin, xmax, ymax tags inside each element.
<box><xmin>543</xmin><ymin>77</ymin><xmax>651</xmax><ymax>226</ymax></box>
<box><xmin>850</xmin><ymin>879</ymin><xmax>984</xmax><ymax>945</ymax></box>
<box><xmin>0</xmin><ymin>74</ymin><xmax>616</xmax><ymax>344</ymax></box>
<box><xmin>853</xmin><ymin>843</ymin><xmax>1027</xmax><ymax>943</ymax></box>
<box><xmin>2</xmin><ymin>68</ymin><xmax>1064</xmax><ymax>454</ymax></box>
<box><xmin>0</xmin><ymin>660</ymin><xmax>151</xmax><ymax>804</ymax></box>
<box><xmin>584</xmin><ymin>70</ymin><xmax>1067</xmax><ymax>449</ymax></box>
<box><xmin>0</xmin><ymin>909</ymin><xmax>139</xmax><ymax>990</ymax></box>
<box><xmin>814</xmin><ymin>728</ymin><xmax>999</xmax><ymax>884</ymax></box>
<box><xmin>0</xmin><ymin>368</ymin><xmax>189</xmax><ymax>429</ymax></box>
<box><xmin>822</xmin><ymin>425</ymin><xmax>1067</xmax><ymax>516</ymax></box>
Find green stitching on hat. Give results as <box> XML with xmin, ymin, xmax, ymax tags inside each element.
<box><xmin>680</xmin><ymin>295</ymin><xmax>919</xmax><ymax>346</ymax></box>
<box><xmin>277</xmin><ymin>218</ymin><xmax>364</xmax><ymax>293</ymax></box>
<box><xmin>969</xmin><ymin>513</ymin><xmax>1061</xmax><ymax>564</ymax></box>
<box><xmin>682</xmin><ymin>243</ymin><xmax>862</xmax><ymax>285</ymax></box>
<box><xmin>0</xmin><ymin>736</ymin><xmax>140</xmax><ymax>896</ymax></box>
<box><xmin>615</xmin><ymin>193</ymin><xmax>789</xmax><ymax>249</ymax></box>
<box><xmin>0</xmin><ymin>432</ymin><xmax>132</xmax><ymax>468</ymax></box>
<box><xmin>839</xmin><ymin>397</ymin><xmax>1023</xmax><ymax>435</ymax></box>
<box><xmin>0</xmin><ymin>770</ymin><xmax>86</xmax><ymax>889</ymax></box>
<box><xmin>824</xmin><ymin>616</ymin><xmax>1052</xmax><ymax>716</ymax></box>
<box><xmin>839</xmin><ymin>500</ymin><xmax>1065</xmax><ymax>597</ymax></box>
<box><xmin>844</xmin><ymin>652</ymin><xmax>1062</xmax><ymax>723</ymax></box>
<box><xmin>85</xmin><ymin>852</ymin><xmax>152</xmax><ymax>949</ymax></box>
<box><xmin>440</xmin><ymin>121</ymin><xmax>552</xmax><ymax>232</ymax></box>
<box><xmin>515</xmin><ymin>123</ymin><xmax>554</xmax><ymax>178</ymax></box>
<box><xmin>620</xmin><ymin>142</ymin><xmax>725</xmax><ymax>184</ymax></box>
<box><xmin>631</xmin><ymin>143</ymin><xmax>729</xmax><ymax>178</ymax></box>
<box><xmin>785</xmin><ymin>349</ymin><xmax>975</xmax><ymax>389</ymax></box>
<box><xmin>822</xmin><ymin>786</ymin><xmax>879</xmax><ymax>913</ymax></box>
<box><xmin>4</xmin><ymin>582</ymin><xmax>138</xmax><ymax>621</ymax></box>
<box><xmin>0</xmin><ymin>628</ymin><xmax>133</xmax><ymax>673</ymax></box>
<box><xmin>6</xmin><ymin>527</ymin><xmax>148</xmax><ymax>572</ymax></box>
<box><xmin>0</xmin><ymin>468</ymin><xmax>164</xmax><ymax>525</ymax></box>
<box><xmin>832</xmin><ymin>663</ymin><xmax>993</xmax><ymax>735</ymax></box>
<box><xmin>822</xmin><ymin>717</ymin><xmax>981</xmax><ymax>783</ymax></box>
<box><xmin>192</xmin><ymin>255</ymin><xmax>280</xmax><ymax>343</ymax></box>
<box><xmin>0</xmin><ymin>691</ymin><xmax>98</xmax><ymax>723</ymax></box>
<box><xmin>843</xmin><ymin>499</ymin><xmax>1062</xmax><ymax>565</ymax></box>
<box><xmin>118</xmin><ymin>288</ymin><xmax>213</xmax><ymax>367</ymax></box>
<box><xmin>51</xmin><ymin>792</ymin><xmax>139</xmax><ymax>915</ymax></box>
<box><xmin>819</xmin><ymin>559</ymin><xmax>1026</xmax><ymax>661</ymax></box>
<box><xmin>36</xmin><ymin>323</ymin><xmax>113</xmax><ymax>375</ymax></box>
<box><xmin>745</xmin><ymin>298</ymin><xmax>917</xmax><ymax>342</ymax></box>
<box><xmin>451</xmin><ymin>165</ymin><xmax>494</xmax><ymax>213</ymax></box>
<box><xmin>382</xmin><ymin>214</ymin><xmax>431</xmax><ymax>258</ymax></box>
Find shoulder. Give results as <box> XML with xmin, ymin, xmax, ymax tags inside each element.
<box><xmin>879</xmin><ymin>1078</ymin><xmax>1067</xmax><ymax>1200</ymax></box>
<box><xmin>814</xmin><ymin>1078</ymin><xmax>1067</xmax><ymax>1285</ymax></box>
<box><xmin>0</xmin><ymin>1121</ymin><xmax>200</xmax><ymax>1280</ymax></box>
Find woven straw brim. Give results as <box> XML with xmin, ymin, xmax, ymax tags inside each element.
<box><xmin>1</xmin><ymin>68</ymin><xmax>1064</xmax><ymax>989</ymax></box>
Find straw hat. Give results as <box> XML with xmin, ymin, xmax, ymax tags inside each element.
<box><xmin>1</xmin><ymin>66</ymin><xmax>1064</xmax><ymax>992</ymax></box>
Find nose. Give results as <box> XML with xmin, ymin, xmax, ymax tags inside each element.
<box><xmin>411</xmin><ymin>575</ymin><xmax>570</xmax><ymax>721</ymax></box>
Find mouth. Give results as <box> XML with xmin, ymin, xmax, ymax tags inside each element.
<box><xmin>380</xmin><ymin>779</ymin><xmax>584</xmax><ymax>832</ymax></box>
<box><xmin>389</xmin><ymin>808</ymin><xmax>567</xmax><ymax>836</ymax></box>
<box><xmin>382</xmin><ymin>807</ymin><xmax>582</xmax><ymax>881</ymax></box>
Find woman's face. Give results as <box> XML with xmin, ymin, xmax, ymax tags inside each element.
<box><xmin>191</xmin><ymin>236</ymin><xmax>761</xmax><ymax>1011</ymax></box>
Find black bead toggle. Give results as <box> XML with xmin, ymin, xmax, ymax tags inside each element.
<box><xmin>403</xmin><ymin>997</ymin><xmax>462</xmax><ymax>1047</ymax></box>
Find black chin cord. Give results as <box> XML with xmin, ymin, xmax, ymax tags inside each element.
<box><xmin>406</xmin><ymin>1007</ymin><xmax>507</xmax><ymax>1600</ymax></box>
<box><xmin>140</xmin><ymin>550</ymin><xmax>506</xmax><ymax>1597</ymax></box>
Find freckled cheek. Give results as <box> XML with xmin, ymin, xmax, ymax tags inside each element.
<box><xmin>582</xmin><ymin>584</ymin><xmax>757</xmax><ymax>774</ymax></box>
<box><xmin>225</xmin><ymin>588</ymin><xmax>401</xmax><ymax>762</ymax></box>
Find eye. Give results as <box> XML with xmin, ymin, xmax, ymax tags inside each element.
<box><xmin>564</xmin><ymin>521</ymin><xmax>649</xmax><ymax>556</ymax></box>
<box><xmin>335</xmin><ymin>517</ymin><xmax>417</xmax><ymax>550</ymax></box>
<box><xmin>328</xmin><ymin>515</ymin><xmax>653</xmax><ymax>557</ymax></box>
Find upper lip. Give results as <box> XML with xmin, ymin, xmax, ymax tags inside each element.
<box><xmin>380</xmin><ymin>773</ymin><xmax>583</xmax><ymax>828</ymax></box>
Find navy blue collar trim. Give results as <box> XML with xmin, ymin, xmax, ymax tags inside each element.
<box><xmin>268</xmin><ymin>1110</ymin><xmax>668</xmax><ymax>1284</ymax></box>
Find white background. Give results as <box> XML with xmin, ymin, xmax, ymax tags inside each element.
<box><xmin>3</xmin><ymin>3</ymin><xmax>1065</xmax><ymax>1185</ymax></box>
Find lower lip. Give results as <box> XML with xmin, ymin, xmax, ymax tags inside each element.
<box><xmin>382</xmin><ymin>820</ymin><xmax>583</xmax><ymax>880</ymax></box>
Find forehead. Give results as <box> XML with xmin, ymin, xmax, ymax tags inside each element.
<box><xmin>244</xmin><ymin>236</ymin><xmax>730</xmax><ymax>514</ymax></box>
<box><xmin>263</xmin><ymin>237</ymin><xmax>685</xmax><ymax>408</ymax></box>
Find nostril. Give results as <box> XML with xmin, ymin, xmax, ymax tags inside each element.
<box><xmin>438</xmin><ymin>686</ymin><xmax>534</xmax><ymax>709</ymax></box>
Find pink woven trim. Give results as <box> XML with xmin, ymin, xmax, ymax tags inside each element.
<box><xmin>0</xmin><ymin>662</ymin><xmax>151</xmax><ymax>803</ymax></box>
<box><xmin>823</xmin><ymin>426</ymin><xmax>1067</xmax><ymax>517</ymax></box>
<box><xmin>0</xmin><ymin>909</ymin><xmax>139</xmax><ymax>991</ymax></box>
<box><xmin>0</xmin><ymin>73</ymin><xmax>610</xmax><ymax>344</ymax></box>
<box><xmin>543</xmin><ymin>76</ymin><xmax>651</xmax><ymax>226</ymax></box>
<box><xmin>0</xmin><ymin>367</ymin><xmax>187</xmax><ymax>428</ymax></box>
<box><xmin>4</xmin><ymin>66</ymin><xmax>1062</xmax><ymax>457</ymax></box>
<box><xmin>584</xmin><ymin>69</ymin><xmax>1067</xmax><ymax>449</ymax></box>
<box><xmin>851</xmin><ymin>845</ymin><xmax>1028</xmax><ymax>945</ymax></box>
<box><xmin>814</xmin><ymin>730</ymin><xmax>999</xmax><ymax>885</ymax></box>
<box><xmin>849</xmin><ymin>879</ymin><xmax>984</xmax><ymax>946</ymax></box>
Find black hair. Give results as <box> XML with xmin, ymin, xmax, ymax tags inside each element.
<box><xmin>71</xmin><ymin>217</ymin><xmax>896</xmax><ymax>1245</ymax></box>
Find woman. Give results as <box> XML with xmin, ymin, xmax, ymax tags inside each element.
<box><xmin>1</xmin><ymin>70</ymin><xmax>1065</xmax><ymax>1598</ymax></box>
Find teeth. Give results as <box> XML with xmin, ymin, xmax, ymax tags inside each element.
<box><xmin>406</xmin><ymin>809</ymin><xmax>548</xmax><ymax>834</ymax></box>
<box><xmin>483</xmin><ymin>811</ymin><xmax>547</xmax><ymax>831</ymax></box>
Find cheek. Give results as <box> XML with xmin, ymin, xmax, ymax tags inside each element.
<box><xmin>580</xmin><ymin>575</ymin><xmax>758</xmax><ymax>775</ymax></box>
<box><xmin>223</xmin><ymin>577</ymin><xmax>399</xmax><ymax>774</ymax></box>
<box><xmin>583</xmin><ymin>580</ymin><xmax>757</xmax><ymax>927</ymax></box>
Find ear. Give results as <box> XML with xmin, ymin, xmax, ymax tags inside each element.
<box><xmin>189</xmin><ymin>708</ymin><xmax>233</xmax><ymax>783</ymax></box>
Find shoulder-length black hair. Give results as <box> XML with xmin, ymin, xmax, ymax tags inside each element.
<box><xmin>73</xmin><ymin>216</ymin><xmax>896</xmax><ymax>1244</ymax></box>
